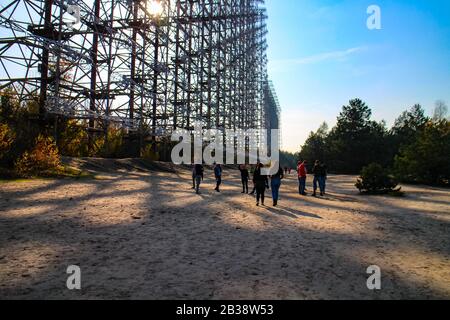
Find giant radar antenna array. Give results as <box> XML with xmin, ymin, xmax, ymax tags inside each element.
<box><xmin>0</xmin><ymin>0</ymin><xmax>280</xmax><ymax>156</ymax></box>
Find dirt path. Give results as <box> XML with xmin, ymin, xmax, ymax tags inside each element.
<box><xmin>0</xmin><ymin>168</ymin><xmax>449</xmax><ymax>299</ymax></box>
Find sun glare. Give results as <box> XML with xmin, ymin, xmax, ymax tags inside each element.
<box><xmin>147</xmin><ymin>0</ymin><xmax>164</xmax><ymax>17</ymax></box>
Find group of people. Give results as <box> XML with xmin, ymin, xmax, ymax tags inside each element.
<box><xmin>283</xmin><ymin>167</ymin><xmax>293</xmax><ymax>175</ymax></box>
<box><xmin>239</xmin><ymin>163</ymin><xmax>285</xmax><ymax>207</ymax></box>
<box><xmin>192</xmin><ymin>163</ymin><xmax>224</xmax><ymax>194</ymax></box>
<box><xmin>297</xmin><ymin>159</ymin><xmax>328</xmax><ymax>197</ymax></box>
<box><xmin>191</xmin><ymin>159</ymin><xmax>328</xmax><ymax>207</ymax></box>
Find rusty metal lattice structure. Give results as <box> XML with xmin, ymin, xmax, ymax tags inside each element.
<box><xmin>0</xmin><ymin>0</ymin><xmax>278</xmax><ymax>156</ymax></box>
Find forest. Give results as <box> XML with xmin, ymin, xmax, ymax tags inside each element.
<box><xmin>281</xmin><ymin>98</ymin><xmax>450</xmax><ymax>186</ymax></box>
<box><xmin>2</xmin><ymin>90</ymin><xmax>449</xmax><ymax>187</ymax></box>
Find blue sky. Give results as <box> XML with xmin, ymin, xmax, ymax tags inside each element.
<box><xmin>266</xmin><ymin>0</ymin><xmax>450</xmax><ymax>152</ymax></box>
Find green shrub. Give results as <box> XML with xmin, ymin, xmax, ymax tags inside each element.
<box><xmin>14</xmin><ymin>135</ymin><xmax>63</xmax><ymax>177</ymax></box>
<box><xmin>355</xmin><ymin>163</ymin><xmax>401</xmax><ymax>194</ymax></box>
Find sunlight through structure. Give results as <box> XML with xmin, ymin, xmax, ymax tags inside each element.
<box><xmin>147</xmin><ymin>0</ymin><xmax>164</xmax><ymax>17</ymax></box>
<box><xmin>0</xmin><ymin>0</ymin><xmax>279</xmax><ymax>157</ymax></box>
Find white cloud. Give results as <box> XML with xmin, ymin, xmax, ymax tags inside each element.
<box><xmin>269</xmin><ymin>46</ymin><xmax>367</xmax><ymax>72</ymax></box>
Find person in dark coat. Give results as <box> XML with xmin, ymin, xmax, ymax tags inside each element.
<box><xmin>312</xmin><ymin>160</ymin><xmax>321</xmax><ymax>197</ymax></box>
<box><xmin>239</xmin><ymin>165</ymin><xmax>249</xmax><ymax>194</ymax></box>
<box><xmin>193</xmin><ymin>164</ymin><xmax>204</xmax><ymax>194</ymax></box>
<box><xmin>253</xmin><ymin>163</ymin><xmax>269</xmax><ymax>206</ymax></box>
<box><xmin>312</xmin><ymin>160</ymin><xmax>328</xmax><ymax>196</ymax></box>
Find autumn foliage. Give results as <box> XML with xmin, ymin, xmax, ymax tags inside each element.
<box><xmin>14</xmin><ymin>135</ymin><xmax>62</xmax><ymax>177</ymax></box>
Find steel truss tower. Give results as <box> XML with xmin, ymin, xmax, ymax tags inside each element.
<box><xmin>0</xmin><ymin>0</ymin><xmax>277</xmax><ymax>157</ymax></box>
<box><xmin>264</xmin><ymin>79</ymin><xmax>281</xmax><ymax>150</ymax></box>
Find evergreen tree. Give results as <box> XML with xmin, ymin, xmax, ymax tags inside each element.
<box><xmin>325</xmin><ymin>99</ymin><xmax>387</xmax><ymax>173</ymax></box>
<box><xmin>395</xmin><ymin>119</ymin><xmax>450</xmax><ymax>185</ymax></box>
<box><xmin>391</xmin><ymin>104</ymin><xmax>428</xmax><ymax>148</ymax></box>
<box><xmin>299</xmin><ymin>122</ymin><xmax>328</xmax><ymax>165</ymax></box>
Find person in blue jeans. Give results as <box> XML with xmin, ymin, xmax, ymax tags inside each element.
<box><xmin>312</xmin><ymin>160</ymin><xmax>328</xmax><ymax>196</ymax></box>
<box><xmin>312</xmin><ymin>160</ymin><xmax>321</xmax><ymax>197</ymax></box>
<box><xmin>270</xmin><ymin>166</ymin><xmax>284</xmax><ymax>206</ymax></box>
<box><xmin>214</xmin><ymin>163</ymin><xmax>223</xmax><ymax>192</ymax></box>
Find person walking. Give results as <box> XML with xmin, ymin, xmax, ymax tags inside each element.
<box><xmin>239</xmin><ymin>165</ymin><xmax>249</xmax><ymax>194</ymax></box>
<box><xmin>297</xmin><ymin>160</ymin><xmax>307</xmax><ymax>195</ymax></box>
<box><xmin>193</xmin><ymin>163</ymin><xmax>204</xmax><ymax>194</ymax></box>
<box><xmin>214</xmin><ymin>163</ymin><xmax>223</xmax><ymax>192</ymax></box>
<box><xmin>253</xmin><ymin>163</ymin><xmax>269</xmax><ymax>206</ymax></box>
<box><xmin>271</xmin><ymin>166</ymin><xmax>284</xmax><ymax>206</ymax></box>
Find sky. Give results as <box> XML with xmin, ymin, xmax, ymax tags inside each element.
<box><xmin>265</xmin><ymin>0</ymin><xmax>450</xmax><ymax>152</ymax></box>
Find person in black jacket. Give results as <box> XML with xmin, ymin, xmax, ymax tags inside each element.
<box><xmin>253</xmin><ymin>163</ymin><xmax>269</xmax><ymax>206</ymax></box>
<box><xmin>193</xmin><ymin>164</ymin><xmax>204</xmax><ymax>194</ymax></box>
<box><xmin>239</xmin><ymin>165</ymin><xmax>249</xmax><ymax>194</ymax></box>
<box><xmin>312</xmin><ymin>160</ymin><xmax>327</xmax><ymax>196</ymax></box>
<box><xmin>312</xmin><ymin>160</ymin><xmax>321</xmax><ymax>197</ymax></box>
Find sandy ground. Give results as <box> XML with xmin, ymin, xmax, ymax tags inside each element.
<box><xmin>0</xmin><ymin>167</ymin><xmax>449</xmax><ymax>300</ymax></box>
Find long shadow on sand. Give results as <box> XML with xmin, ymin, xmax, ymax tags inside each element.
<box><xmin>0</xmin><ymin>169</ymin><xmax>449</xmax><ymax>300</ymax></box>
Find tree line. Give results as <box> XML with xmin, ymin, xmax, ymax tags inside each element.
<box><xmin>291</xmin><ymin>98</ymin><xmax>449</xmax><ymax>186</ymax></box>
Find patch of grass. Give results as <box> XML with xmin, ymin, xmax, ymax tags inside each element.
<box><xmin>387</xmin><ymin>189</ymin><xmax>406</xmax><ymax>197</ymax></box>
<box><xmin>59</xmin><ymin>166</ymin><xmax>95</xmax><ymax>179</ymax></box>
<box><xmin>0</xmin><ymin>165</ymin><xmax>95</xmax><ymax>182</ymax></box>
<box><xmin>92</xmin><ymin>175</ymin><xmax>113</xmax><ymax>181</ymax></box>
<box><xmin>358</xmin><ymin>188</ymin><xmax>405</xmax><ymax>197</ymax></box>
<box><xmin>0</xmin><ymin>178</ymin><xmax>37</xmax><ymax>184</ymax></box>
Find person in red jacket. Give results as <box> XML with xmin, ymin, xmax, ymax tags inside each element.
<box><xmin>297</xmin><ymin>160</ymin><xmax>308</xmax><ymax>195</ymax></box>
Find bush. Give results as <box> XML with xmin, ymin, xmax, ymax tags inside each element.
<box><xmin>98</xmin><ymin>126</ymin><xmax>125</xmax><ymax>158</ymax></box>
<box><xmin>0</xmin><ymin>123</ymin><xmax>15</xmax><ymax>160</ymax></box>
<box><xmin>141</xmin><ymin>144</ymin><xmax>160</xmax><ymax>162</ymax></box>
<box><xmin>14</xmin><ymin>135</ymin><xmax>63</xmax><ymax>177</ymax></box>
<box><xmin>355</xmin><ymin>163</ymin><xmax>401</xmax><ymax>194</ymax></box>
<box><xmin>58</xmin><ymin>120</ymin><xmax>90</xmax><ymax>157</ymax></box>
